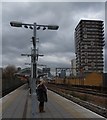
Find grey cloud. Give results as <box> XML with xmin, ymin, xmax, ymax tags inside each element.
<box><xmin>2</xmin><ymin>2</ymin><xmax>105</xmax><ymax>71</ymax></box>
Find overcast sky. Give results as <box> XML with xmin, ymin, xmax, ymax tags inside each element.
<box><xmin>1</xmin><ymin>2</ymin><xmax>107</xmax><ymax>72</ymax></box>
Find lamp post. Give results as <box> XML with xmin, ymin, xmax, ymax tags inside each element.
<box><xmin>10</xmin><ymin>21</ymin><xmax>59</xmax><ymax>118</ymax></box>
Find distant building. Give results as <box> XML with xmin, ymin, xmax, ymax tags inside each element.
<box><xmin>75</xmin><ymin>20</ymin><xmax>104</xmax><ymax>75</ymax></box>
<box><xmin>71</xmin><ymin>59</ymin><xmax>76</xmax><ymax>76</ymax></box>
<box><xmin>42</xmin><ymin>68</ymin><xmax>50</xmax><ymax>73</ymax></box>
<box><xmin>60</xmin><ymin>69</ymin><xmax>66</xmax><ymax>78</ymax></box>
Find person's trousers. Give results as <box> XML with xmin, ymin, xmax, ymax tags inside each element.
<box><xmin>39</xmin><ymin>102</ymin><xmax>44</xmax><ymax>112</ymax></box>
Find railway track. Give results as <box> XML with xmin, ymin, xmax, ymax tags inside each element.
<box><xmin>47</xmin><ymin>83</ymin><xmax>107</xmax><ymax>118</ymax></box>
<box><xmin>47</xmin><ymin>83</ymin><xmax>107</xmax><ymax>97</ymax></box>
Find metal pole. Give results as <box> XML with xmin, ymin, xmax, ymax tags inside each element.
<box><xmin>30</xmin><ymin>23</ymin><xmax>37</xmax><ymax>118</ymax></box>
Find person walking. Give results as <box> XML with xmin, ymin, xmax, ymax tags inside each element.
<box><xmin>36</xmin><ymin>78</ymin><xmax>47</xmax><ymax>113</ymax></box>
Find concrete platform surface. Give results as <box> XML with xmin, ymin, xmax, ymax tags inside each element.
<box><xmin>1</xmin><ymin>84</ymin><xmax>106</xmax><ymax>119</ymax></box>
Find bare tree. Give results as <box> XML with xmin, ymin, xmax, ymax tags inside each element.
<box><xmin>3</xmin><ymin>65</ymin><xmax>17</xmax><ymax>80</ymax></box>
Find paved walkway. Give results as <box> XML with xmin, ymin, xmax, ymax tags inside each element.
<box><xmin>1</xmin><ymin>84</ymin><xmax>106</xmax><ymax>119</ymax></box>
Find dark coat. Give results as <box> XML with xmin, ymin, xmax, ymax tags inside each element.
<box><xmin>36</xmin><ymin>84</ymin><xmax>47</xmax><ymax>102</ymax></box>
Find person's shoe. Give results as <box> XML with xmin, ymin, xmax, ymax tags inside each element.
<box><xmin>39</xmin><ymin>107</ymin><xmax>42</xmax><ymax>113</ymax></box>
<box><xmin>41</xmin><ymin>107</ymin><xmax>45</xmax><ymax>112</ymax></box>
<box><xmin>42</xmin><ymin>110</ymin><xmax>45</xmax><ymax>112</ymax></box>
<box><xmin>39</xmin><ymin>109</ymin><xmax>41</xmax><ymax>113</ymax></box>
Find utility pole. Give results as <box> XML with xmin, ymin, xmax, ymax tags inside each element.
<box><xmin>10</xmin><ymin>21</ymin><xmax>59</xmax><ymax>118</ymax></box>
<box><xmin>30</xmin><ymin>23</ymin><xmax>37</xmax><ymax>117</ymax></box>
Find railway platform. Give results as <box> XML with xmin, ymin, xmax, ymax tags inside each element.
<box><xmin>1</xmin><ymin>84</ymin><xmax>106</xmax><ymax>119</ymax></box>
